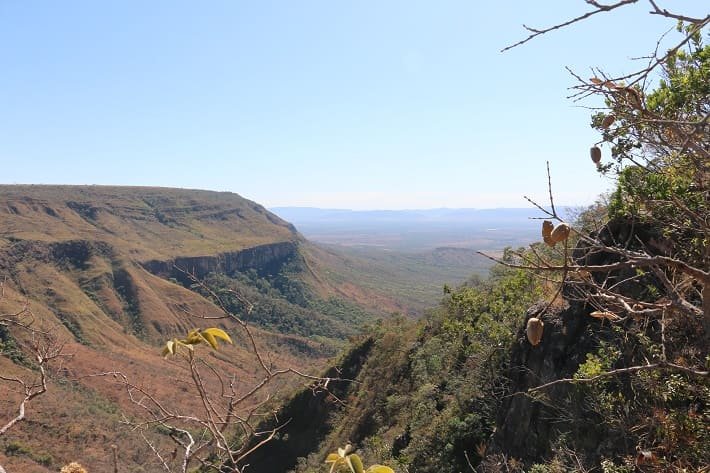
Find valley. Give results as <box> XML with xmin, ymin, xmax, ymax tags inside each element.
<box><xmin>2</xmin><ymin>3</ymin><xmax>707</xmax><ymax>471</ymax></box>
<box><xmin>0</xmin><ymin>186</ymin><xmax>399</xmax><ymax>472</ymax></box>
<box><xmin>273</xmin><ymin>207</ymin><xmax>542</xmax><ymax>312</ymax></box>
<box><xmin>1</xmin><ymin>184</ymin><xmax>706</xmax><ymax>473</ymax></box>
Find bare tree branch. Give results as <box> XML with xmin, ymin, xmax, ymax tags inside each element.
<box><xmin>502</xmin><ymin>0</ymin><xmax>639</xmax><ymax>52</ymax></box>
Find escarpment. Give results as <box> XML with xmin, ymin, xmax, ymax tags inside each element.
<box><xmin>0</xmin><ymin>186</ymin><xmax>370</xmax><ymax>471</ymax></box>
<box><xmin>492</xmin><ymin>300</ymin><xmax>601</xmax><ymax>460</ymax></box>
<box><xmin>141</xmin><ymin>241</ymin><xmax>298</xmax><ymax>284</ymax></box>
<box><xmin>0</xmin><ymin>185</ymin><xmax>299</xmax><ymax>261</ymax></box>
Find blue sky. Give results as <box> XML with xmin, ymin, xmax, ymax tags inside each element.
<box><xmin>1</xmin><ymin>1</ymin><xmax>705</xmax><ymax>209</ymax></box>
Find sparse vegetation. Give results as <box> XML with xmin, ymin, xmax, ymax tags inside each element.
<box><xmin>0</xmin><ymin>3</ymin><xmax>707</xmax><ymax>472</ymax></box>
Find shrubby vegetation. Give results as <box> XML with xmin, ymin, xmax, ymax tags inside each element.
<box><xmin>194</xmin><ymin>253</ymin><xmax>374</xmax><ymax>349</ymax></box>
<box><xmin>290</xmin><ymin>13</ymin><xmax>709</xmax><ymax>471</ymax></box>
<box><xmin>285</xmin><ymin>265</ymin><xmax>544</xmax><ymax>473</ymax></box>
<box><xmin>0</xmin><ymin>4</ymin><xmax>706</xmax><ymax>473</ymax></box>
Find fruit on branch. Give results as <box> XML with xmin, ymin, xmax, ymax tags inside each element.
<box><xmin>590</xmin><ymin>146</ymin><xmax>602</xmax><ymax>164</ymax></box>
<box><xmin>549</xmin><ymin>223</ymin><xmax>571</xmax><ymax>246</ymax></box>
<box><xmin>526</xmin><ymin>317</ymin><xmax>544</xmax><ymax>346</ymax></box>
<box><xmin>601</xmin><ymin>114</ymin><xmax>615</xmax><ymax>128</ymax></box>
<box><xmin>620</xmin><ymin>87</ymin><xmax>643</xmax><ymax>110</ymax></box>
<box><xmin>543</xmin><ymin>222</ymin><xmax>571</xmax><ymax>247</ymax></box>
<box><xmin>542</xmin><ymin>220</ymin><xmax>554</xmax><ymax>246</ymax></box>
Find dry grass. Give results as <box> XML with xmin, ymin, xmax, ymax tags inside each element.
<box><xmin>0</xmin><ymin>185</ymin><xmax>296</xmax><ymax>260</ymax></box>
<box><xmin>0</xmin><ymin>186</ymin><xmax>334</xmax><ymax>471</ymax></box>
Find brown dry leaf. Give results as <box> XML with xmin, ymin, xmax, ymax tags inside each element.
<box><xmin>590</xmin><ymin>77</ymin><xmax>603</xmax><ymax>85</ymax></box>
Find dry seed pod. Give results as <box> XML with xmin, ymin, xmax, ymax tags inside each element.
<box><xmin>601</xmin><ymin>114</ymin><xmax>615</xmax><ymax>128</ymax></box>
<box><xmin>549</xmin><ymin>223</ymin><xmax>571</xmax><ymax>245</ymax></box>
<box><xmin>542</xmin><ymin>220</ymin><xmax>553</xmax><ymax>238</ymax></box>
<box><xmin>590</xmin><ymin>146</ymin><xmax>602</xmax><ymax>164</ymax></box>
<box><xmin>542</xmin><ymin>220</ymin><xmax>554</xmax><ymax>246</ymax></box>
<box><xmin>625</xmin><ymin>87</ymin><xmax>643</xmax><ymax>110</ymax></box>
<box><xmin>526</xmin><ymin>318</ymin><xmax>544</xmax><ymax>346</ymax></box>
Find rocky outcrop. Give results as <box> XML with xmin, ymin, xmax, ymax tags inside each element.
<box><xmin>492</xmin><ymin>300</ymin><xmax>602</xmax><ymax>461</ymax></box>
<box><xmin>492</xmin><ymin>217</ymin><xmax>670</xmax><ymax>464</ymax></box>
<box><xmin>141</xmin><ymin>241</ymin><xmax>298</xmax><ymax>284</ymax></box>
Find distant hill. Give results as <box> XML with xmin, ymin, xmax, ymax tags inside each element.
<box><xmin>271</xmin><ymin>206</ymin><xmax>541</xmax><ymax>224</ymax></box>
<box><xmin>2</xmin><ymin>185</ymin><xmax>297</xmax><ymax>260</ymax></box>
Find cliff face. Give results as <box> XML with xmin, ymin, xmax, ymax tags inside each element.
<box><xmin>490</xmin><ymin>217</ymin><xmax>704</xmax><ymax>467</ymax></box>
<box><xmin>0</xmin><ymin>186</ymin><xmax>338</xmax><ymax>472</ymax></box>
<box><xmin>141</xmin><ymin>241</ymin><xmax>298</xmax><ymax>284</ymax></box>
<box><xmin>492</xmin><ymin>301</ymin><xmax>601</xmax><ymax>460</ymax></box>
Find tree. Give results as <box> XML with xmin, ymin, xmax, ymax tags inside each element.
<box><xmin>495</xmin><ymin>0</ymin><xmax>708</xmax><ymax>333</ymax></box>
<box><xmin>492</xmin><ymin>0</ymin><xmax>708</xmax><ymax>371</ymax></box>
<box><xmin>480</xmin><ymin>1</ymin><xmax>708</xmax><ymax>469</ymax></box>
<box><xmin>0</xmin><ymin>281</ymin><xmax>68</xmax><ymax>473</ymax></box>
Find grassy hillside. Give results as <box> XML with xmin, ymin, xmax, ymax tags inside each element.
<box><xmin>0</xmin><ymin>185</ymin><xmax>297</xmax><ymax>260</ymax></box>
<box><xmin>0</xmin><ymin>185</ymin><xmax>387</xmax><ymax>472</ymax></box>
<box><xmin>245</xmin><ymin>265</ymin><xmax>544</xmax><ymax>473</ymax></box>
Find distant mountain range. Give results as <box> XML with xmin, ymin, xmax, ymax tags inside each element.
<box><xmin>271</xmin><ymin>207</ymin><xmax>548</xmax><ymax>225</ymax></box>
<box><xmin>269</xmin><ymin>207</ymin><xmax>564</xmax><ymax>252</ymax></box>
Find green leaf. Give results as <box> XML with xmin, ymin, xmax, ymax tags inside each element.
<box><xmin>346</xmin><ymin>454</ymin><xmax>364</xmax><ymax>473</ymax></box>
<box><xmin>366</xmin><ymin>467</ymin><xmax>395</xmax><ymax>473</ymax></box>
<box><xmin>202</xmin><ymin>328</ymin><xmax>233</xmax><ymax>345</ymax></box>
<box><xmin>201</xmin><ymin>331</ymin><xmax>219</xmax><ymax>350</ymax></box>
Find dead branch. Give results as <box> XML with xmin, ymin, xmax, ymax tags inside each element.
<box><xmin>502</xmin><ymin>0</ymin><xmax>639</xmax><ymax>52</ymax></box>
<box><xmin>0</xmin><ymin>289</ymin><xmax>69</xmax><ymax>473</ymax></box>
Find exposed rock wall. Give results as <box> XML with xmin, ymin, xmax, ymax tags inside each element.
<box><xmin>141</xmin><ymin>241</ymin><xmax>298</xmax><ymax>283</ymax></box>
<box><xmin>492</xmin><ymin>301</ymin><xmax>602</xmax><ymax>461</ymax></box>
<box><xmin>492</xmin><ymin>218</ymin><xmax>667</xmax><ymax>464</ymax></box>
